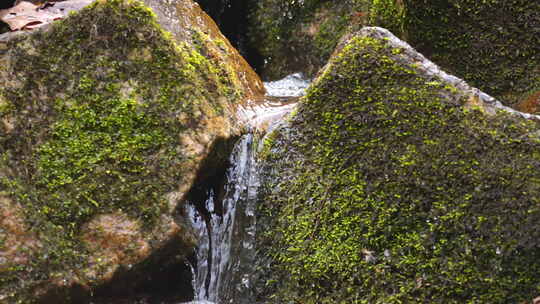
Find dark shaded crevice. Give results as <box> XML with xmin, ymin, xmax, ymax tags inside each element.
<box><xmin>0</xmin><ymin>0</ymin><xmax>15</xmax><ymax>34</ymax></box>
<box><xmin>183</xmin><ymin>135</ymin><xmax>239</xmax><ymax>222</ymax></box>
<box><xmin>38</xmin><ymin>238</ymin><xmax>195</xmax><ymax>304</ymax></box>
<box><xmin>0</xmin><ymin>0</ymin><xmax>16</xmax><ymax>9</ymax></box>
<box><xmin>195</xmin><ymin>0</ymin><xmax>264</xmax><ymax>74</ymax></box>
<box><xmin>180</xmin><ymin>136</ymin><xmax>238</xmax><ymax>299</ymax></box>
<box><xmin>0</xmin><ymin>22</ymin><xmax>9</xmax><ymax>35</ymax></box>
<box><xmin>89</xmin><ymin>245</ymin><xmax>195</xmax><ymax>304</ymax></box>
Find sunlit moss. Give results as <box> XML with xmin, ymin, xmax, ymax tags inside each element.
<box><xmin>256</xmin><ymin>34</ymin><xmax>540</xmax><ymax>303</ymax></box>
<box><xmin>0</xmin><ymin>0</ymin><xmax>242</xmax><ymax>301</ymax></box>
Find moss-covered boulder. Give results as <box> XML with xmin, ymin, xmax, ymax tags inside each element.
<box><xmin>255</xmin><ymin>27</ymin><xmax>540</xmax><ymax>303</ymax></box>
<box><xmin>402</xmin><ymin>0</ymin><xmax>540</xmax><ymax>107</ymax></box>
<box><xmin>249</xmin><ymin>0</ymin><xmax>539</xmax><ymax>106</ymax></box>
<box><xmin>248</xmin><ymin>0</ymin><xmax>371</xmax><ymax>80</ymax></box>
<box><xmin>144</xmin><ymin>0</ymin><xmax>264</xmax><ymax>99</ymax></box>
<box><xmin>0</xmin><ymin>0</ymin><xmax>263</xmax><ymax>302</ymax></box>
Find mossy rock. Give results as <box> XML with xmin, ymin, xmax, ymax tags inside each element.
<box><xmin>0</xmin><ymin>0</ymin><xmax>262</xmax><ymax>302</ymax></box>
<box><xmin>248</xmin><ymin>0</ymin><xmax>539</xmax><ymax>105</ymax></box>
<box><xmin>403</xmin><ymin>0</ymin><xmax>540</xmax><ymax>107</ymax></box>
<box><xmin>144</xmin><ymin>0</ymin><xmax>264</xmax><ymax>99</ymax></box>
<box><xmin>255</xmin><ymin>27</ymin><xmax>540</xmax><ymax>303</ymax></box>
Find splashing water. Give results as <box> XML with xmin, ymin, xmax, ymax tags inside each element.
<box><xmin>183</xmin><ymin>73</ymin><xmax>311</xmax><ymax>304</ymax></box>
<box><xmin>263</xmin><ymin>73</ymin><xmax>310</xmax><ymax>97</ymax></box>
<box><xmin>185</xmin><ymin>134</ymin><xmax>259</xmax><ymax>304</ymax></box>
<box><xmin>238</xmin><ymin>73</ymin><xmax>311</xmax><ymax>132</ymax></box>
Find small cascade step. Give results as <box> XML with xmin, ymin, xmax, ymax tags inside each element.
<box><xmin>184</xmin><ymin>73</ymin><xmax>312</xmax><ymax>304</ymax></box>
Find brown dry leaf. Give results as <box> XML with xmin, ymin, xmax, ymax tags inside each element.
<box><xmin>0</xmin><ymin>0</ymin><xmax>94</xmax><ymax>32</ymax></box>
<box><xmin>0</xmin><ymin>1</ymin><xmax>61</xmax><ymax>31</ymax></box>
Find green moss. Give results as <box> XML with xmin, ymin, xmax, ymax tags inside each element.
<box><xmin>369</xmin><ymin>0</ymin><xmax>406</xmax><ymax>36</ymax></box>
<box><xmin>0</xmin><ymin>0</ymin><xmax>242</xmax><ymax>301</ymax></box>
<box><xmin>249</xmin><ymin>0</ymin><xmax>539</xmax><ymax>102</ymax></box>
<box><xmin>256</xmin><ymin>35</ymin><xmax>540</xmax><ymax>303</ymax></box>
<box><xmin>403</xmin><ymin>0</ymin><xmax>540</xmax><ymax>105</ymax></box>
<box><xmin>190</xmin><ymin>30</ymin><xmax>243</xmax><ymax>101</ymax></box>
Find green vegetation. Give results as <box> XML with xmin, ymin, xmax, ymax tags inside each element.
<box><xmin>369</xmin><ymin>0</ymin><xmax>405</xmax><ymax>36</ymax></box>
<box><xmin>250</xmin><ymin>0</ymin><xmax>539</xmax><ymax>106</ymax></box>
<box><xmin>256</xmin><ymin>34</ymin><xmax>540</xmax><ymax>303</ymax></box>
<box><xmin>0</xmin><ymin>0</ymin><xmax>242</xmax><ymax>301</ymax></box>
<box><xmin>248</xmin><ymin>0</ymin><xmax>370</xmax><ymax>79</ymax></box>
<box><xmin>402</xmin><ymin>0</ymin><xmax>540</xmax><ymax>105</ymax></box>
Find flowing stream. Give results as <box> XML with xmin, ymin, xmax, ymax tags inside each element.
<box><xmin>186</xmin><ymin>133</ymin><xmax>259</xmax><ymax>304</ymax></box>
<box><xmin>182</xmin><ymin>74</ymin><xmax>310</xmax><ymax>304</ymax></box>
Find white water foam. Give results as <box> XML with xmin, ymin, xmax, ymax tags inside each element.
<box><xmin>183</xmin><ymin>73</ymin><xmax>312</xmax><ymax>304</ymax></box>
<box><xmin>238</xmin><ymin>73</ymin><xmax>312</xmax><ymax>132</ymax></box>
<box><xmin>263</xmin><ymin>73</ymin><xmax>311</xmax><ymax>97</ymax></box>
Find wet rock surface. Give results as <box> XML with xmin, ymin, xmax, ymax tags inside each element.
<box><xmin>0</xmin><ymin>0</ymin><xmax>263</xmax><ymax>302</ymax></box>
<box><xmin>1</xmin><ymin>0</ymin><xmax>539</xmax><ymax>303</ymax></box>
<box><xmin>193</xmin><ymin>0</ymin><xmax>264</xmax><ymax>75</ymax></box>
<box><xmin>187</xmin><ymin>134</ymin><xmax>259</xmax><ymax>304</ymax></box>
<box><xmin>143</xmin><ymin>0</ymin><xmax>264</xmax><ymax>100</ymax></box>
<box><xmin>183</xmin><ymin>74</ymin><xmax>308</xmax><ymax>304</ymax></box>
<box><xmin>255</xmin><ymin>27</ymin><xmax>540</xmax><ymax>303</ymax></box>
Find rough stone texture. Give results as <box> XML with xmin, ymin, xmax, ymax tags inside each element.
<box><xmin>143</xmin><ymin>0</ymin><xmax>264</xmax><ymax>99</ymax></box>
<box><xmin>0</xmin><ymin>193</ymin><xmax>41</xmax><ymax>273</ymax></box>
<box><xmin>516</xmin><ymin>91</ymin><xmax>540</xmax><ymax>115</ymax></box>
<box><xmin>255</xmin><ymin>27</ymin><xmax>540</xmax><ymax>303</ymax></box>
<box><xmin>0</xmin><ymin>0</ymin><xmax>263</xmax><ymax>302</ymax></box>
<box><xmin>249</xmin><ymin>0</ymin><xmax>539</xmax><ymax>107</ymax></box>
<box><xmin>330</xmin><ymin>28</ymin><xmax>540</xmax><ymax>122</ymax></box>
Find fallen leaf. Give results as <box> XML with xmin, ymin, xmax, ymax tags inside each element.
<box><xmin>0</xmin><ymin>0</ymin><xmax>94</xmax><ymax>32</ymax></box>
<box><xmin>0</xmin><ymin>1</ymin><xmax>61</xmax><ymax>31</ymax></box>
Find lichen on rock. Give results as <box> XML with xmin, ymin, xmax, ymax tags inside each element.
<box><xmin>255</xmin><ymin>27</ymin><xmax>540</xmax><ymax>303</ymax></box>
<box><xmin>0</xmin><ymin>0</ymin><xmax>262</xmax><ymax>302</ymax></box>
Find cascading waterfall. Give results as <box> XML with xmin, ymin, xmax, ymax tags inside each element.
<box><xmin>186</xmin><ymin>133</ymin><xmax>259</xmax><ymax>304</ymax></box>
<box><xmin>183</xmin><ymin>73</ymin><xmax>310</xmax><ymax>304</ymax></box>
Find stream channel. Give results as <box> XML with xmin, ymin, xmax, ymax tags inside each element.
<box><xmin>182</xmin><ymin>73</ymin><xmax>310</xmax><ymax>304</ymax></box>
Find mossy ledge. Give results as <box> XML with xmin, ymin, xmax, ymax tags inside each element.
<box><xmin>0</xmin><ymin>0</ymin><xmax>255</xmax><ymax>302</ymax></box>
<box><xmin>255</xmin><ymin>27</ymin><xmax>540</xmax><ymax>303</ymax></box>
